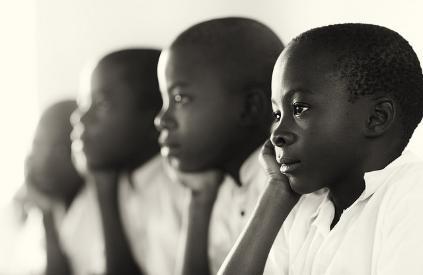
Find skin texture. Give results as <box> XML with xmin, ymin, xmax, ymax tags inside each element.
<box><xmin>155</xmin><ymin>47</ymin><xmax>246</xmax><ymax>174</ymax></box>
<box><xmin>26</xmin><ymin>101</ymin><xmax>83</xmax><ymax>206</ymax></box>
<box><xmin>219</xmin><ymin>38</ymin><xmax>404</xmax><ymax>275</ymax></box>
<box><xmin>77</xmin><ymin>61</ymin><xmax>159</xmax><ymax>172</ymax></box>
<box><xmin>155</xmin><ymin>18</ymin><xmax>283</xmax><ymax>275</ymax></box>
<box><xmin>25</xmin><ymin>100</ymin><xmax>83</xmax><ymax>275</ymax></box>
<box><xmin>72</xmin><ymin>50</ymin><xmax>161</xmax><ymax>275</ymax></box>
<box><xmin>270</xmin><ymin>42</ymin><xmax>369</xmax><ymax>208</ymax></box>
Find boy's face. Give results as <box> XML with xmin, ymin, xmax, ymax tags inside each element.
<box><xmin>271</xmin><ymin>43</ymin><xmax>370</xmax><ymax>194</ymax></box>
<box><xmin>26</xmin><ymin>120</ymin><xmax>80</xmax><ymax>200</ymax></box>
<box><xmin>155</xmin><ymin>48</ymin><xmax>243</xmax><ymax>172</ymax></box>
<box><xmin>73</xmin><ymin>63</ymin><xmax>156</xmax><ymax>171</ymax></box>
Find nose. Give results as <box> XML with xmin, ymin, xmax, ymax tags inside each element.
<box><xmin>154</xmin><ymin>108</ymin><xmax>176</xmax><ymax>131</ymax></box>
<box><xmin>271</xmin><ymin>121</ymin><xmax>296</xmax><ymax>147</ymax></box>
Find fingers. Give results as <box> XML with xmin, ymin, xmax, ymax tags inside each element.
<box><xmin>260</xmin><ymin>140</ymin><xmax>283</xmax><ymax>179</ymax></box>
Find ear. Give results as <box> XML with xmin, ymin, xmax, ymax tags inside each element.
<box><xmin>239</xmin><ymin>87</ymin><xmax>268</xmax><ymax>126</ymax></box>
<box><xmin>364</xmin><ymin>96</ymin><xmax>396</xmax><ymax>137</ymax></box>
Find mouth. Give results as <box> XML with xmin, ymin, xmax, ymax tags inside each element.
<box><xmin>158</xmin><ymin>132</ymin><xmax>180</xmax><ymax>156</ymax></box>
<box><xmin>277</xmin><ymin>158</ymin><xmax>301</xmax><ymax>174</ymax></box>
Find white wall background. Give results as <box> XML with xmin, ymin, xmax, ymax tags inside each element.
<box><xmin>1</xmin><ymin>0</ymin><xmax>423</xmax><ymax>203</ymax></box>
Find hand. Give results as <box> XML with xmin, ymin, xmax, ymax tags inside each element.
<box><xmin>259</xmin><ymin>140</ymin><xmax>298</xmax><ymax>197</ymax></box>
<box><xmin>25</xmin><ymin>184</ymin><xmax>62</xmax><ymax>213</ymax></box>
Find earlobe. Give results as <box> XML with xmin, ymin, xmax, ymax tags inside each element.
<box><xmin>365</xmin><ymin>97</ymin><xmax>395</xmax><ymax>137</ymax></box>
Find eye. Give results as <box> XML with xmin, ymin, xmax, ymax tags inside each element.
<box><xmin>96</xmin><ymin>100</ymin><xmax>111</xmax><ymax>112</ymax></box>
<box><xmin>292</xmin><ymin>103</ymin><xmax>310</xmax><ymax>117</ymax></box>
<box><xmin>173</xmin><ymin>93</ymin><xmax>191</xmax><ymax>105</ymax></box>
<box><xmin>272</xmin><ymin>110</ymin><xmax>281</xmax><ymax>122</ymax></box>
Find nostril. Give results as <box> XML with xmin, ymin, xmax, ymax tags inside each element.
<box><xmin>272</xmin><ymin>136</ymin><xmax>286</xmax><ymax>147</ymax></box>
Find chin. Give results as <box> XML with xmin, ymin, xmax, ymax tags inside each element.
<box><xmin>288</xmin><ymin>176</ymin><xmax>318</xmax><ymax>195</ymax></box>
<box><xmin>168</xmin><ymin>156</ymin><xmax>212</xmax><ymax>173</ymax></box>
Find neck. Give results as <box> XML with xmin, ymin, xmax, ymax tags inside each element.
<box><xmin>329</xmin><ymin>176</ymin><xmax>365</xmax><ymax>211</ymax></box>
<box><xmin>364</xmin><ymin>140</ymin><xmax>402</xmax><ymax>173</ymax></box>
<box><xmin>223</xmin><ymin>132</ymin><xmax>266</xmax><ymax>185</ymax></box>
<box><xmin>124</xmin><ymin>142</ymin><xmax>160</xmax><ymax>174</ymax></box>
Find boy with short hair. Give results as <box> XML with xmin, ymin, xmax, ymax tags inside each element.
<box><xmin>22</xmin><ymin>100</ymin><xmax>83</xmax><ymax>275</ymax></box>
<box><xmin>154</xmin><ymin>17</ymin><xmax>284</xmax><ymax>274</ymax></box>
<box><xmin>218</xmin><ymin>23</ymin><xmax>423</xmax><ymax>275</ymax></box>
<box><xmin>70</xmin><ymin>48</ymin><xmax>171</xmax><ymax>275</ymax></box>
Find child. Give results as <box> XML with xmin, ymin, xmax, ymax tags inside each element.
<box><xmin>218</xmin><ymin>23</ymin><xmax>423</xmax><ymax>275</ymax></box>
<box><xmin>24</xmin><ymin>100</ymin><xmax>84</xmax><ymax>275</ymax></box>
<box><xmin>154</xmin><ymin>17</ymin><xmax>284</xmax><ymax>274</ymax></box>
<box><xmin>71</xmin><ymin>48</ymin><xmax>186</xmax><ymax>275</ymax></box>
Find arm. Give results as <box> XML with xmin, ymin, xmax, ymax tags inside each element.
<box><xmin>93</xmin><ymin>172</ymin><xmax>143</xmax><ymax>275</ymax></box>
<box><xmin>218</xmin><ymin>140</ymin><xmax>300</xmax><ymax>275</ymax></box>
<box><xmin>24</xmin><ymin>184</ymin><xmax>72</xmax><ymax>275</ymax></box>
<box><xmin>174</xmin><ymin>171</ymin><xmax>223</xmax><ymax>275</ymax></box>
<box><xmin>43</xmin><ymin>210</ymin><xmax>72</xmax><ymax>275</ymax></box>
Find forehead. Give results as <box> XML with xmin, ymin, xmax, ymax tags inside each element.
<box><xmin>163</xmin><ymin>47</ymin><xmax>221</xmax><ymax>78</ymax></box>
<box><xmin>89</xmin><ymin>62</ymin><xmax>138</xmax><ymax>100</ymax></box>
<box><xmin>159</xmin><ymin>47</ymin><xmax>230</xmax><ymax>94</ymax></box>
<box><xmin>91</xmin><ymin>62</ymin><xmax>128</xmax><ymax>88</ymax></box>
<box><xmin>272</xmin><ymin>42</ymin><xmax>346</xmax><ymax>101</ymax></box>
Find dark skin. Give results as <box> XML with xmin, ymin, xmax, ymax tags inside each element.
<box><xmin>73</xmin><ymin>58</ymin><xmax>160</xmax><ymax>275</ymax></box>
<box><xmin>218</xmin><ymin>41</ymin><xmax>403</xmax><ymax>275</ymax></box>
<box><xmin>155</xmin><ymin>46</ymin><xmax>272</xmax><ymax>275</ymax></box>
<box><xmin>25</xmin><ymin>101</ymin><xmax>84</xmax><ymax>275</ymax></box>
<box><xmin>155</xmin><ymin>46</ymin><xmax>270</xmax><ymax>183</ymax></box>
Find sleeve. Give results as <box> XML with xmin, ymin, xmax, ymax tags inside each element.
<box><xmin>376</xmin><ymin>190</ymin><xmax>423</xmax><ymax>274</ymax></box>
<box><xmin>263</xmin><ymin>198</ymin><xmax>302</xmax><ymax>275</ymax></box>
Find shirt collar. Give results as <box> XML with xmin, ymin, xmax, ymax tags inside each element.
<box><xmin>310</xmin><ymin>151</ymin><xmax>420</xmax><ymax>222</ymax></box>
<box><xmin>359</xmin><ymin>150</ymin><xmax>420</xmax><ymax>201</ymax></box>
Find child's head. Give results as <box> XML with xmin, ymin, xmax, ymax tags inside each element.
<box><xmin>25</xmin><ymin>100</ymin><xmax>83</xmax><ymax>204</ymax></box>
<box><xmin>271</xmin><ymin>23</ymin><xmax>423</xmax><ymax>194</ymax></box>
<box><xmin>155</xmin><ymin>17</ymin><xmax>283</xmax><ymax>174</ymax></box>
<box><xmin>73</xmin><ymin>49</ymin><xmax>162</xmax><ymax>171</ymax></box>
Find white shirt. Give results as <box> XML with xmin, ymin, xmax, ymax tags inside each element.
<box><xmin>207</xmin><ymin>149</ymin><xmax>268</xmax><ymax>274</ymax></box>
<box><xmin>120</xmin><ymin>150</ymin><xmax>267</xmax><ymax>275</ymax></box>
<box><xmin>265</xmin><ymin>151</ymin><xmax>423</xmax><ymax>275</ymax></box>
<box><xmin>59</xmin><ymin>184</ymin><xmax>105</xmax><ymax>275</ymax></box>
<box><xmin>119</xmin><ymin>155</ymin><xmax>188</xmax><ymax>275</ymax></box>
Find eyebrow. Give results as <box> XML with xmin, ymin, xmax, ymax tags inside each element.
<box><xmin>272</xmin><ymin>88</ymin><xmax>314</xmax><ymax>106</ymax></box>
<box><xmin>286</xmin><ymin>88</ymin><xmax>314</xmax><ymax>97</ymax></box>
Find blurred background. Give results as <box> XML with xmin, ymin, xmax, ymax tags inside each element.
<box><xmin>1</xmin><ymin>0</ymin><xmax>423</xmax><ymax>207</ymax></box>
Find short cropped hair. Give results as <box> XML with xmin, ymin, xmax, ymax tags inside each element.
<box><xmin>97</xmin><ymin>49</ymin><xmax>162</xmax><ymax>111</ymax></box>
<box><xmin>170</xmin><ymin>17</ymin><xmax>284</xmax><ymax>97</ymax></box>
<box><xmin>291</xmin><ymin>23</ymin><xmax>423</xmax><ymax>144</ymax></box>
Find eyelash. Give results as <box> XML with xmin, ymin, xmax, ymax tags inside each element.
<box><xmin>272</xmin><ymin>110</ymin><xmax>281</xmax><ymax>122</ymax></box>
<box><xmin>272</xmin><ymin>103</ymin><xmax>310</xmax><ymax>122</ymax></box>
<box><xmin>292</xmin><ymin>103</ymin><xmax>310</xmax><ymax>117</ymax></box>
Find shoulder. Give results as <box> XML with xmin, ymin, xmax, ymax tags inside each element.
<box><xmin>376</xmin><ymin>152</ymin><xmax>423</xmax><ymax>227</ymax></box>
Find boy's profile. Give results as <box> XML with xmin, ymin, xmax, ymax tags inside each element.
<box><xmin>155</xmin><ymin>17</ymin><xmax>283</xmax><ymax>274</ymax></box>
<box><xmin>24</xmin><ymin>100</ymin><xmax>84</xmax><ymax>275</ymax></box>
<box><xmin>219</xmin><ymin>23</ymin><xmax>423</xmax><ymax>275</ymax></box>
<box><xmin>70</xmin><ymin>48</ymin><xmax>163</xmax><ymax>275</ymax></box>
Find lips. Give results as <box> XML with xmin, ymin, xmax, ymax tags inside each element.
<box><xmin>277</xmin><ymin>157</ymin><xmax>301</xmax><ymax>173</ymax></box>
<box><xmin>158</xmin><ymin>132</ymin><xmax>180</xmax><ymax>156</ymax></box>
